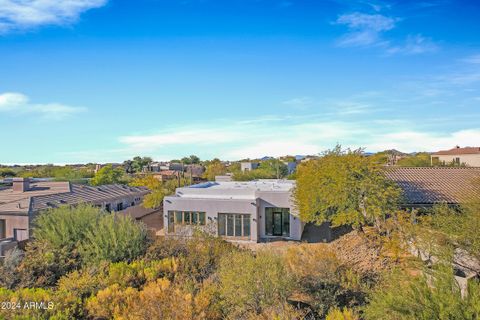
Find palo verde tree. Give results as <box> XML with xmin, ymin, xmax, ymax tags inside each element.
<box><xmin>294</xmin><ymin>146</ymin><xmax>401</xmax><ymax>230</ymax></box>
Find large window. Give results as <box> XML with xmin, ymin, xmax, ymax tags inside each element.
<box><xmin>265</xmin><ymin>208</ymin><xmax>290</xmax><ymax>237</ymax></box>
<box><xmin>218</xmin><ymin>213</ymin><xmax>250</xmax><ymax>239</ymax></box>
<box><xmin>0</xmin><ymin>219</ymin><xmax>6</xmax><ymax>239</ymax></box>
<box><xmin>168</xmin><ymin>211</ymin><xmax>206</xmax><ymax>226</ymax></box>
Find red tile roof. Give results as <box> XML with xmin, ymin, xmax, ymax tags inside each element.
<box><xmin>385</xmin><ymin>167</ymin><xmax>480</xmax><ymax>205</ymax></box>
<box><xmin>433</xmin><ymin>147</ymin><xmax>480</xmax><ymax>155</ymax></box>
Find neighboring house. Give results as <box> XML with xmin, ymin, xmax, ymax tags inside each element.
<box><xmin>152</xmin><ymin>170</ymin><xmax>180</xmax><ymax>182</ymax></box>
<box><xmin>385</xmin><ymin>167</ymin><xmax>480</xmax><ymax>207</ymax></box>
<box><xmin>145</xmin><ymin>162</ymin><xmax>170</xmax><ymax>173</ymax></box>
<box><xmin>119</xmin><ymin>205</ymin><xmax>163</xmax><ymax>234</ymax></box>
<box><xmin>240</xmin><ymin>162</ymin><xmax>259</xmax><ymax>172</ymax></box>
<box><xmin>0</xmin><ymin>178</ymin><xmax>149</xmax><ymax>243</ymax></box>
<box><xmin>163</xmin><ymin>179</ymin><xmax>304</xmax><ymax>242</ymax></box>
<box><xmin>431</xmin><ymin>146</ymin><xmax>480</xmax><ymax>167</ymax></box>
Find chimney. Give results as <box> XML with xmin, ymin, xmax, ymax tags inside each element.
<box><xmin>12</xmin><ymin>178</ymin><xmax>30</xmax><ymax>192</ymax></box>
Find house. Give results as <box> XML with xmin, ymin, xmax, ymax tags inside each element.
<box><xmin>163</xmin><ymin>179</ymin><xmax>304</xmax><ymax>242</ymax></box>
<box><xmin>0</xmin><ymin>178</ymin><xmax>149</xmax><ymax>243</ymax></box>
<box><xmin>385</xmin><ymin>167</ymin><xmax>480</xmax><ymax>207</ymax></box>
<box><xmin>240</xmin><ymin>162</ymin><xmax>259</xmax><ymax>172</ymax></box>
<box><xmin>152</xmin><ymin>170</ymin><xmax>180</xmax><ymax>182</ymax></box>
<box><xmin>431</xmin><ymin>146</ymin><xmax>480</xmax><ymax>167</ymax></box>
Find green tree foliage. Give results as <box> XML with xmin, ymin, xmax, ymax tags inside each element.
<box><xmin>16</xmin><ymin>165</ymin><xmax>93</xmax><ymax>181</ymax></box>
<box><xmin>90</xmin><ymin>164</ymin><xmax>127</xmax><ymax>185</ymax></box>
<box><xmin>232</xmin><ymin>159</ymin><xmax>289</xmax><ymax>181</ymax></box>
<box><xmin>130</xmin><ymin>175</ymin><xmax>165</xmax><ymax>208</ymax></box>
<box><xmin>131</xmin><ymin>156</ymin><xmax>153</xmax><ymax>173</ymax></box>
<box><xmin>421</xmin><ymin>202</ymin><xmax>480</xmax><ymax>260</ymax></box>
<box><xmin>294</xmin><ymin>146</ymin><xmax>401</xmax><ymax>229</ymax></box>
<box><xmin>0</xmin><ymin>168</ymin><xmax>16</xmax><ymax>177</ymax></box>
<box><xmin>217</xmin><ymin>250</ymin><xmax>294</xmax><ymax>318</ymax></box>
<box><xmin>79</xmin><ymin>214</ymin><xmax>148</xmax><ymax>265</ymax></box>
<box><xmin>397</xmin><ymin>152</ymin><xmax>431</xmax><ymax>167</ymax></box>
<box><xmin>203</xmin><ymin>159</ymin><xmax>227</xmax><ymax>181</ymax></box>
<box><xmin>364</xmin><ymin>265</ymin><xmax>480</xmax><ymax>320</ymax></box>
<box><xmin>181</xmin><ymin>154</ymin><xmax>201</xmax><ymax>164</ymax></box>
<box><xmin>258</xmin><ymin>159</ymin><xmax>288</xmax><ymax>178</ymax></box>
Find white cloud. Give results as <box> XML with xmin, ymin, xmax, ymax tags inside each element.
<box><xmin>335</xmin><ymin>12</ymin><xmax>397</xmax><ymax>47</ymax></box>
<box><xmin>335</xmin><ymin>12</ymin><xmax>438</xmax><ymax>55</ymax></box>
<box><xmin>0</xmin><ymin>0</ymin><xmax>107</xmax><ymax>33</ymax></box>
<box><xmin>117</xmin><ymin>114</ymin><xmax>480</xmax><ymax>160</ymax></box>
<box><xmin>386</xmin><ymin>34</ymin><xmax>438</xmax><ymax>55</ymax></box>
<box><xmin>0</xmin><ymin>92</ymin><xmax>86</xmax><ymax>119</ymax></box>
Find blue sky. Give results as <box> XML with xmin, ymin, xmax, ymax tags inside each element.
<box><xmin>1</xmin><ymin>0</ymin><xmax>479</xmax><ymax>164</ymax></box>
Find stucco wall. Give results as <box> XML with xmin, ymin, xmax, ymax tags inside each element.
<box><xmin>434</xmin><ymin>154</ymin><xmax>480</xmax><ymax>167</ymax></box>
<box><xmin>0</xmin><ymin>215</ymin><xmax>29</xmax><ymax>239</ymax></box>
<box><xmin>164</xmin><ymin>197</ymin><xmax>259</xmax><ymax>241</ymax></box>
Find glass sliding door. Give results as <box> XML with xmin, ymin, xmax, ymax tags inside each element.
<box><xmin>265</xmin><ymin>208</ymin><xmax>290</xmax><ymax>237</ymax></box>
<box><xmin>218</xmin><ymin>213</ymin><xmax>251</xmax><ymax>239</ymax></box>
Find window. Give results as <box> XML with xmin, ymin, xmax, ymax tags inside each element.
<box><xmin>0</xmin><ymin>219</ymin><xmax>6</xmax><ymax>239</ymax></box>
<box><xmin>117</xmin><ymin>203</ymin><xmax>124</xmax><ymax>211</ymax></box>
<box><xmin>455</xmin><ymin>157</ymin><xmax>461</xmax><ymax>165</ymax></box>
<box><xmin>105</xmin><ymin>203</ymin><xmax>111</xmax><ymax>212</ymax></box>
<box><xmin>131</xmin><ymin>202</ymin><xmax>135</xmax><ymax>207</ymax></box>
<box><xmin>218</xmin><ymin>213</ymin><xmax>251</xmax><ymax>239</ymax></box>
<box><xmin>168</xmin><ymin>211</ymin><xmax>206</xmax><ymax>226</ymax></box>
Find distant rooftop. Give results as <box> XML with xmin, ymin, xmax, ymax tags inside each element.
<box><xmin>433</xmin><ymin>146</ymin><xmax>480</xmax><ymax>156</ymax></box>
<box><xmin>0</xmin><ymin>180</ymin><xmax>148</xmax><ymax>215</ymax></box>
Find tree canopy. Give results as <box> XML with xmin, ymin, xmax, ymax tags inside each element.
<box><xmin>203</xmin><ymin>159</ymin><xmax>227</xmax><ymax>181</ymax></box>
<box><xmin>294</xmin><ymin>146</ymin><xmax>401</xmax><ymax>229</ymax></box>
<box><xmin>91</xmin><ymin>165</ymin><xmax>127</xmax><ymax>186</ymax></box>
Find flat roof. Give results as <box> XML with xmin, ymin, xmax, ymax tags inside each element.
<box><xmin>171</xmin><ymin>179</ymin><xmax>295</xmax><ymax>200</ymax></box>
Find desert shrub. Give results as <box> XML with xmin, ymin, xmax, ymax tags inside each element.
<box><xmin>144</xmin><ymin>236</ymin><xmax>189</xmax><ymax>261</ymax></box>
<box><xmin>178</xmin><ymin>232</ymin><xmax>240</xmax><ymax>283</ymax></box>
<box><xmin>326</xmin><ymin>307</ymin><xmax>360</xmax><ymax>320</ymax></box>
<box><xmin>285</xmin><ymin>244</ymin><xmax>367</xmax><ymax>318</ymax></box>
<box><xmin>16</xmin><ymin>240</ymin><xmax>81</xmax><ymax>289</ymax></box>
<box><xmin>0</xmin><ymin>287</ymin><xmax>59</xmax><ymax>320</ymax></box>
<box><xmin>364</xmin><ymin>265</ymin><xmax>480</xmax><ymax>320</ymax></box>
<box><xmin>0</xmin><ymin>247</ymin><xmax>23</xmax><ymax>289</ymax></box>
<box><xmin>217</xmin><ymin>250</ymin><xmax>295</xmax><ymax>319</ymax></box>
<box><xmin>102</xmin><ymin>258</ymin><xmax>177</xmax><ymax>288</ymax></box>
<box><xmin>86</xmin><ymin>278</ymin><xmax>214</xmax><ymax>320</ymax></box>
<box><xmin>79</xmin><ymin>214</ymin><xmax>148</xmax><ymax>265</ymax></box>
<box><xmin>33</xmin><ymin>205</ymin><xmax>101</xmax><ymax>252</ymax></box>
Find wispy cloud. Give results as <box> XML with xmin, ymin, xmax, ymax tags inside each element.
<box><xmin>0</xmin><ymin>0</ymin><xmax>107</xmax><ymax>33</ymax></box>
<box><xmin>282</xmin><ymin>96</ymin><xmax>313</xmax><ymax>109</ymax></box>
<box><xmin>0</xmin><ymin>92</ymin><xmax>86</xmax><ymax>119</ymax></box>
<box><xmin>334</xmin><ymin>10</ymin><xmax>439</xmax><ymax>55</ymax></box>
<box><xmin>335</xmin><ymin>12</ymin><xmax>397</xmax><ymax>47</ymax></box>
<box><xmin>386</xmin><ymin>34</ymin><xmax>438</xmax><ymax>55</ymax></box>
<box><xmin>117</xmin><ymin>114</ymin><xmax>480</xmax><ymax>160</ymax></box>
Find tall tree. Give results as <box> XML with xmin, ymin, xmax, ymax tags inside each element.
<box><xmin>91</xmin><ymin>165</ymin><xmax>126</xmax><ymax>186</ymax></box>
<box><xmin>294</xmin><ymin>146</ymin><xmax>401</xmax><ymax>229</ymax></box>
<box><xmin>203</xmin><ymin>159</ymin><xmax>227</xmax><ymax>181</ymax></box>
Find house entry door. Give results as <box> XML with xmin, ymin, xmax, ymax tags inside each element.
<box><xmin>273</xmin><ymin>212</ymin><xmax>282</xmax><ymax>236</ymax></box>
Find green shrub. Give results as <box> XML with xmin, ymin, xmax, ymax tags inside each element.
<box><xmin>79</xmin><ymin>214</ymin><xmax>148</xmax><ymax>265</ymax></box>
<box><xmin>364</xmin><ymin>265</ymin><xmax>480</xmax><ymax>320</ymax></box>
<box><xmin>218</xmin><ymin>250</ymin><xmax>294</xmax><ymax>318</ymax></box>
